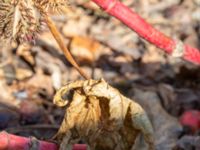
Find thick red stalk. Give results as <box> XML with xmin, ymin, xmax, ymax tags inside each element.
<box><xmin>92</xmin><ymin>0</ymin><xmax>200</xmax><ymax>64</ymax></box>
<box><xmin>0</xmin><ymin>132</ymin><xmax>58</xmax><ymax>150</ymax></box>
<box><xmin>0</xmin><ymin>132</ymin><xmax>86</xmax><ymax>150</ymax></box>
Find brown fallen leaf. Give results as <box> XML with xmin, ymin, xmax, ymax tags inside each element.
<box><xmin>70</xmin><ymin>36</ymin><xmax>110</xmax><ymax>64</ymax></box>
<box><xmin>53</xmin><ymin>79</ymin><xmax>154</xmax><ymax>150</ymax></box>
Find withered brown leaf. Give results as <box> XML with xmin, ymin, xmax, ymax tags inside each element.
<box><xmin>54</xmin><ymin>79</ymin><xmax>154</xmax><ymax>150</ymax></box>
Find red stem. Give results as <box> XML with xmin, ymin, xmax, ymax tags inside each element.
<box><xmin>92</xmin><ymin>0</ymin><xmax>200</xmax><ymax>64</ymax></box>
<box><xmin>0</xmin><ymin>132</ymin><xmax>86</xmax><ymax>150</ymax></box>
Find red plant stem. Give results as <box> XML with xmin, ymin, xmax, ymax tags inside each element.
<box><xmin>0</xmin><ymin>132</ymin><xmax>87</xmax><ymax>150</ymax></box>
<box><xmin>180</xmin><ymin>110</ymin><xmax>200</xmax><ymax>133</ymax></box>
<box><xmin>91</xmin><ymin>0</ymin><xmax>200</xmax><ymax>64</ymax></box>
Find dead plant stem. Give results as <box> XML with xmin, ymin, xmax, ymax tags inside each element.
<box><xmin>45</xmin><ymin>15</ymin><xmax>89</xmax><ymax>79</ymax></box>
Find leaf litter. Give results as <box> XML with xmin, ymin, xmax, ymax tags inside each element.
<box><xmin>0</xmin><ymin>0</ymin><xmax>199</xmax><ymax>150</ymax></box>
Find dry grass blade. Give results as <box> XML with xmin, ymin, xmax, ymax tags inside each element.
<box><xmin>54</xmin><ymin>79</ymin><xmax>154</xmax><ymax>150</ymax></box>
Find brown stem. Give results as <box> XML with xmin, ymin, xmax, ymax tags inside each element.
<box><xmin>45</xmin><ymin>15</ymin><xmax>89</xmax><ymax>79</ymax></box>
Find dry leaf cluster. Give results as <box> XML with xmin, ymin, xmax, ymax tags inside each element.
<box><xmin>54</xmin><ymin>79</ymin><xmax>154</xmax><ymax>150</ymax></box>
<box><xmin>0</xmin><ymin>0</ymin><xmax>67</xmax><ymax>42</ymax></box>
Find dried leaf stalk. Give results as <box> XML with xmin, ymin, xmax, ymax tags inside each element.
<box><xmin>0</xmin><ymin>0</ymin><xmax>88</xmax><ymax>79</ymax></box>
<box><xmin>45</xmin><ymin>15</ymin><xmax>89</xmax><ymax>79</ymax></box>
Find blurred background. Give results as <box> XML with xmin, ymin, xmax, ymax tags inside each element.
<box><xmin>0</xmin><ymin>0</ymin><xmax>200</xmax><ymax>149</ymax></box>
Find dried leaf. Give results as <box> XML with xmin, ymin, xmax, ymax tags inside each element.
<box><xmin>54</xmin><ymin>79</ymin><xmax>154</xmax><ymax>150</ymax></box>
<box><xmin>70</xmin><ymin>36</ymin><xmax>103</xmax><ymax>63</ymax></box>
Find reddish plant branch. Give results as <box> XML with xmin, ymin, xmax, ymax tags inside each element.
<box><xmin>0</xmin><ymin>132</ymin><xmax>86</xmax><ymax>150</ymax></box>
<box><xmin>92</xmin><ymin>0</ymin><xmax>200</xmax><ymax>64</ymax></box>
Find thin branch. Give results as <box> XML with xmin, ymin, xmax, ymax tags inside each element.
<box><xmin>45</xmin><ymin>15</ymin><xmax>90</xmax><ymax>79</ymax></box>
